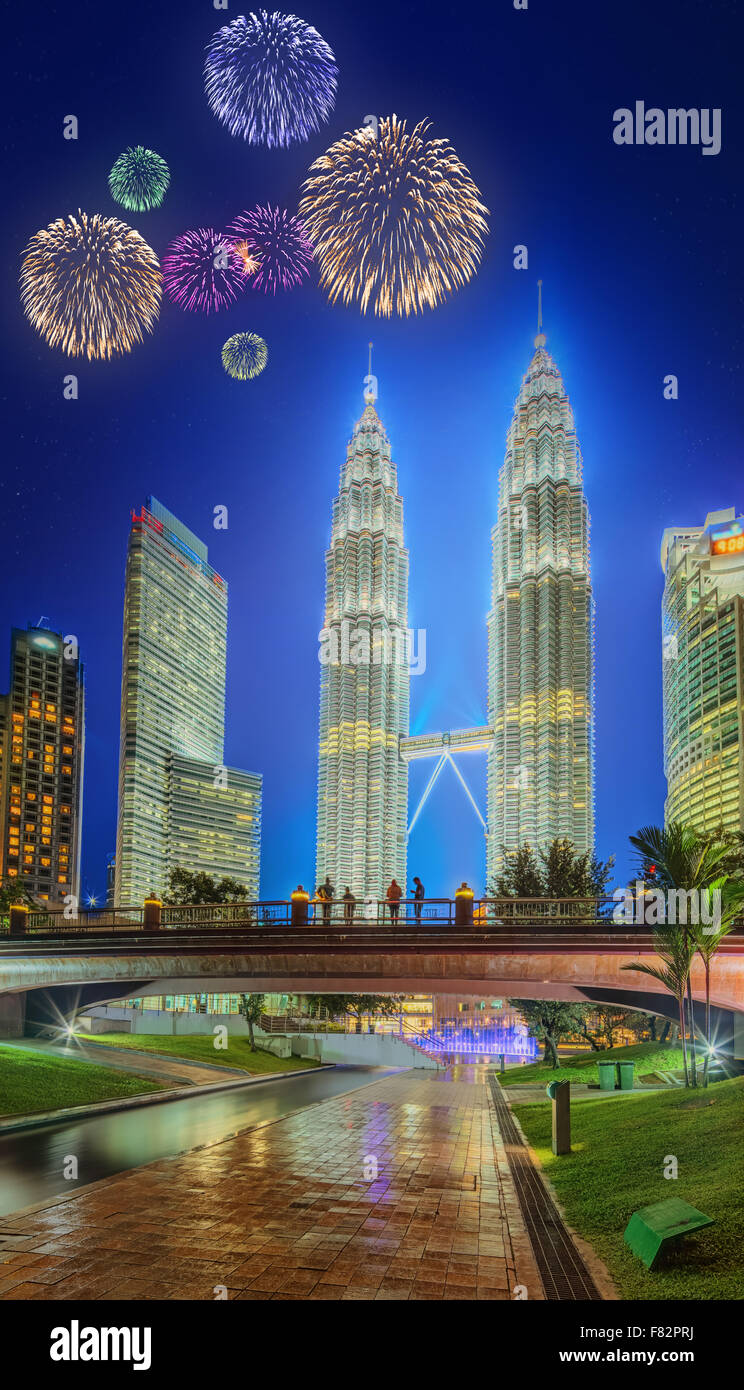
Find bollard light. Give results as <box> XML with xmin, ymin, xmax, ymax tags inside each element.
<box><xmin>9</xmin><ymin>902</ymin><xmax>30</xmax><ymax>937</ymax></box>
<box><xmin>291</xmin><ymin>887</ymin><xmax>309</xmax><ymax>927</ymax></box>
<box><xmin>546</xmin><ymin>1079</ymin><xmax>571</xmax><ymax>1155</ymax></box>
<box><xmin>454</xmin><ymin>882</ymin><xmax>474</xmax><ymax>928</ymax></box>
<box><xmin>143</xmin><ymin>893</ymin><xmax>162</xmax><ymax>931</ymax></box>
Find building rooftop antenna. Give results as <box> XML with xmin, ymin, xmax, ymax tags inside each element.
<box><xmin>534</xmin><ymin>280</ymin><xmax>547</xmax><ymax>348</ymax></box>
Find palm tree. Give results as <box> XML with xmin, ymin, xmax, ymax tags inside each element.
<box><xmin>689</xmin><ymin>877</ymin><xmax>744</xmax><ymax>1085</ymax></box>
<box><xmin>627</xmin><ymin>822</ymin><xmax>744</xmax><ymax>1086</ymax></box>
<box><xmin>621</xmin><ymin>922</ymin><xmax>694</xmax><ymax>1085</ymax></box>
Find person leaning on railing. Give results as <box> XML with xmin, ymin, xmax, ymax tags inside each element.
<box><xmin>386</xmin><ymin>878</ymin><xmax>402</xmax><ymax>924</ymax></box>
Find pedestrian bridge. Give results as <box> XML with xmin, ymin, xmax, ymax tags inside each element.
<box><xmin>2</xmin><ymin>898</ymin><xmax>744</xmax><ymax>1039</ymax></box>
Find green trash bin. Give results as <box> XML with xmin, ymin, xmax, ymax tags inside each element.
<box><xmin>598</xmin><ymin>1061</ymin><xmax>616</xmax><ymax>1091</ymax></box>
<box><xmin>617</xmin><ymin>1061</ymin><xmax>635</xmax><ymax>1091</ymax></box>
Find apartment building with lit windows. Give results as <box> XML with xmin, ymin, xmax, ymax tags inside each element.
<box><xmin>0</xmin><ymin>625</ymin><xmax>85</xmax><ymax>902</ymax></box>
<box><xmin>661</xmin><ymin>508</ymin><xmax>744</xmax><ymax>835</ymax></box>
<box><xmin>114</xmin><ymin>497</ymin><xmax>261</xmax><ymax>904</ymax></box>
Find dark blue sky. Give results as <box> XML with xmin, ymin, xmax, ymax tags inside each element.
<box><xmin>2</xmin><ymin>0</ymin><xmax>742</xmax><ymax>902</ymax></box>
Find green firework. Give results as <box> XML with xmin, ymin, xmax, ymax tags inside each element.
<box><xmin>108</xmin><ymin>146</ymin><xmax>170</xmax><ymax>212</ymax></box>
<box><xmin>221</xmin><ymin>332</ymin><xmax>268</xmax><ymax>380</ymax></box>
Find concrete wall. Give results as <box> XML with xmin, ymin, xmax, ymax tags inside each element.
<box><xmin>291</xmin><ymin>1032</ymin><xmax>440</xmax><ymax>1068</ymax></box>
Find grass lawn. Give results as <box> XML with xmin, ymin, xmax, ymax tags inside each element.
<box><xmin>501</xmin><ymin>1041</ymin><xmax>686</xmax><ymax>1088</ymax></box>
<box><xmin>0</xmin><ymin>1043</ymin><xmax>167</xmax><ymax>1117</ymax></box>
<box><xmin>513</xmin><ymin>1075</ymin><xmax>744</xmax><ymax>1300</ymax></box>
<box><xmin>83</xmin><ymin>1032</ymin><xmax>320</xmax><ymax>1074</ymax></box>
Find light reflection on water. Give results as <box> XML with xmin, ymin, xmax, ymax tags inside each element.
<box><xmin>0</xmin><ymin>1066</ymin><xmax>398</xmax><ymax>1218</ymax></box>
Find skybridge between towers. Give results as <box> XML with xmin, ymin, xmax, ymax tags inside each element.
<box><xmin>399</xmin><ymin>727</ymin><xmax>494</xmax><ymax>838</ymax></box>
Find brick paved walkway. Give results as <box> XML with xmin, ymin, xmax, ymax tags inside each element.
<box><xmin>0</xmin><ymin>1066</ymin><xmax>545</xmax><ymax>1300</ymax></box>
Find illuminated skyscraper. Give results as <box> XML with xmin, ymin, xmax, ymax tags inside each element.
<box><xmin>0</xmin><ymin>625</ymin><xmax>85</xmax><ymax>902</ymax></box>
<box><xmin>486</xmin><ymin>312</ymin><xmax>594</xmax><ymax>881</ymax></box>
<box><xmin>115</xmin><ymin>498</ymin><xmax>261</xmax><ymax>903</ymax></box>
<box><xmin>661</xmin><ymin>508</ymin><xmax>744</xmax><ymax>835</ymax></box>
<box><xmin>316</xmin><ymin>395</ymin><xmax>410</xmax><ymax>899</ymax></box>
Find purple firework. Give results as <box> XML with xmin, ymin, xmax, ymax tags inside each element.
<box><xmin>227</xmin><ymin>205</ymin><xmax>313</xmax><ymax>293</ymax></box>
<box><xmin>162</xmin><ymin>228</ymin><xmax>245</xmax><ymax>313</ymax></box>
<box><xmin>204</xmin><ymin>11</ymin><xmax>337</xmax><ymax>147</ymax></box>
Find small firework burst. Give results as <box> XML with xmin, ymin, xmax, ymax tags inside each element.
<box><xmin>162</xmin><ymin>228</ymin><xmax>245</xmax><ymax>313</ymax></box>
<box><xmin>232</xmin><ymin>239</ymin><xmax>261</xmax><ymax>277</ymax></box>
<box><xmin>221</xmin><ymin>331</ymin><xmax>268</xmax><ymax>380</ymax></box>
<box><xmin>108</xmin><ymin>145</ymin><xmax>170</xmax><ymax>211</ymax></box>
<box><xmin>299</xmin><ymin>115</ymin><xmax>489</xmax><ymax>317</ymax></box>
<box><xmin>205</xmin><ymin>11</ymin><xmax>337</xmax><ymax>147</ymax></box>
<box><xmin>19</xmin><ymin>210</ymin><xmax>161</xmax><ymax>360</ymax></box>
<box><xmin>227</xmin><ymin>205</ymin><xmax>313</xmax><ymax>293</ymax></box>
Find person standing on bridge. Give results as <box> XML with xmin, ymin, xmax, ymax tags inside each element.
<box><xmin>412</xmin><ymin>876</ymin><xmax>425</xmax><ymax>925</ymax></box>
<box><xmin>342</xmin><ymin>886</ymin><xmax>356</xmax><ymax>924</ymax></box>
<box><xmin>386</xmin><ymin>878</ymin><xmax>402</xmax><ymax>924</ymax></box>
<box><xmin>316</xmin><ymin>876</ymin><xmax>334</xmax><ymax>925</ymax></box>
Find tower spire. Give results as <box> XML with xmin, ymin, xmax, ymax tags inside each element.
<box><xmin>363</xmin><ymin>341</ymin><xmax>377</xmax><ymax>404</ymax></box>
<box><xmin>534</xmin><ymin>280</ymin><xmax>546</xmax><ymax>348</ymax></box>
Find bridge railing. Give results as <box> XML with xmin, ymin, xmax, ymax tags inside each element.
<box><xmin>6</xmin><ymin>894</ymin><xmax>739</xmax><ymax>938</ymax></box>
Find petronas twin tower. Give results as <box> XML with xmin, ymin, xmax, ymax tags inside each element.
<box><xmin>316</xmin><ymin>313</ymin><xmax>594</xmax><ymax>899</ymax></box>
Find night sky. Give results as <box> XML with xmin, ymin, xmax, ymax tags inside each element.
<box><xmin>2</xmin><ymin>0</ymin><xmax>742</xmax><ymax>903</ymax></box>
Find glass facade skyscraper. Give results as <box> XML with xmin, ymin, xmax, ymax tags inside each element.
<box><xmin>0</xmin><ymin>625</ymin><xmax>85</xmax><ymax>902</ymax></box>
<box><xmin>486</xmin><ymin>330</ymin><xmax>594</xmax><ymax>882</ymax></box>
<box><xmin>316</xmin><ymin>399</ymin><xmax>410</xmax><ymax>899</ymax></box>
<box><xmin>115</xmin><ymin>498</ymin><xmax>261</xmax><ymax>904</ymax></box>
<box><xmin>661</xmin><ymin>508</ymin><xmax>744</xmax><ymax>835</ymax></box>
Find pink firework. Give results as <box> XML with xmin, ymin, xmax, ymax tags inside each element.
<box><xmin>162</xmin><ymin>228</ymin><xmax>245</xmax><ymax>313</ymax></box>
<box><xmin>227</xmin><ymin>205</ymin><xmax>313</xmax><ymax>293</ymax></box>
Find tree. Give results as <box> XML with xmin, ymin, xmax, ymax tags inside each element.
<box><xmin>0</xmin><ymin>875</ymin><xmax>33</xmax><ymax>929</ymax></box>
<box><xmin>508</xmin><ymin>999</ymin><xmax>586</xmax><ymax>1068</ymax></box>
<box><xmin>303</xmin><ymin>994</ymin><xmax>400</xmax><ymax>1034</ymax></box>
<box><xmin>165</xmin><ymin>869</ymin><xmax>251</xmax><ymax>905</ymax></box>
<box><xmin>492</xmin><ymin>839</ymin><xmax>615</xmax><ymax>899</ymax></box>
<box><xmin>574</xmin><ymin>1004</ymin><xmax>639</xmax><ymax>1051</ymax></box>
<box><xmin>627</xmin><ymin>822</ymin><xmax>744</xmax><ymax>1086</ymax></box>
<box><xmin>238</xmin><ymin>994</ymin><xmax>266</xmax><ymax>1051</ymax></box>
<box><xmin>622</xmin><ymin>921</ymin><xmax>695</xmax><ymax>1086</ymax></box>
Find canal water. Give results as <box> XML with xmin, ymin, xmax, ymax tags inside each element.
<box><xmin>0</xmin><ymin>1066</ymin><xmax>398</xmax><ymax>1219</ymax></box>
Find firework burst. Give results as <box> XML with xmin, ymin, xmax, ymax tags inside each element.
<box><xmin>204</xmin><ymin>11</ymin><xmax>337</xmax><ymax>147</ymax></box>
<box><xmin>299</xmin><ymin>115</ymin><xmax>489</xmax><ymax>317</ymax></box>
<box><xmin>19</xmin><ymin>211</ymin><xmax>161</xmax><ymax>360</ymax></box>
<box><xmin>162</xmin><ymin>228</ymin><xmax>245</xmax><ymax>313</ymax></box>
<box><xmin>222</xmin><ymin>331</ymin><xmax>268</xmax><ymax>380</ymax></box>
<box><xmin>232</xmin><ymin>240</ymin><xmax>261</xmax><ymax>277</ymax></box>
<box><xmin>108</xmin><ymin>146</ymin><xmax>170</xmax><ymax>211</ymax></box>
<box><xmin>227</xmin><ymin>205</ymin><xmax>313</xmax><ymax>293</ymax></box>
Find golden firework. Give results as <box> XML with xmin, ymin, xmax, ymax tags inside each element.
<box><xmin>299</xmin><ymin>115</ymin><xmax>489</xmax><ymax>317</ymax></box>
<box><xmin>232</xmin><ymin>239</ymin><xmax>261</xmax><ymax>277</ymax></box>
<box><xmin>20</xmin><ymin>211</ymin><xmax>162</xmax><ymax>360</ymax></box>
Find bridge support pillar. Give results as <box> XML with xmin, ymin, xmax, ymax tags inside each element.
<box><xmin>143</xmin><ymin>895</ymin><xmax>162</xmax><ymax>930</ymax></box>
<box><xmin>0</xmin><ymin>992</ymin><xmax>26</xmax><ymax>1038</ymax></box>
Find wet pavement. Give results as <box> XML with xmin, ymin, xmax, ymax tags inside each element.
<box><xmin>0</xmin><ymin>1065</ymin><xmax>398</xmax><ymax>1218</ymax></box>
<box><xmin>0</xmin><ymin>1064</ymin><xmax>544</xmax><ymax>1300</ymax></box>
